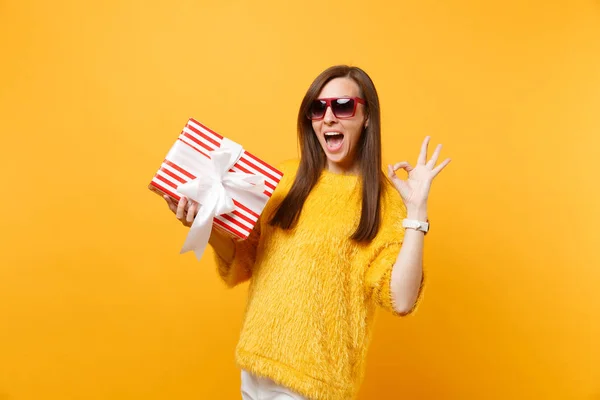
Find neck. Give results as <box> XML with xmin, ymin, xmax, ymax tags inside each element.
<box><xmin>326</xmin><ymin>159</ymin><xmax>360</xmax><ymax>175</ymax></box>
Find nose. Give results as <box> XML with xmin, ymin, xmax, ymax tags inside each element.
<box><xmin>323</xmin><ymin>105</ymin><xmax>337</xmax><ymax>124</ymax></box>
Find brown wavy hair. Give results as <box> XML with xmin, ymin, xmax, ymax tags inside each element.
<box><xmin>268</xmin><ymin>65</ymin><xmax>385</xmax><ymax>242</ymax></box>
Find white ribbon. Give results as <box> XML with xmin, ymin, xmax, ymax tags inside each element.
<box><xmin>177</xmin><ymin>138</ymin><xmax>265</xmax><ymax>260</ymax></box>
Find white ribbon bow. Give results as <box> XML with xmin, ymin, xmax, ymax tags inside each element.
<box><xmin>177</xmin><ymin>139</ymin><xmax>265</xmax><ymax>260</ymax></box>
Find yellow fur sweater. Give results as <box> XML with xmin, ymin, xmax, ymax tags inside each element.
<box><xmin>214</xmin><ymin>159</ymin><xmax>424</xmax><ymax>400</ymax></box>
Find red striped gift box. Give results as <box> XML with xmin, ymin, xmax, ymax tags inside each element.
<box><xmin>148</xmin><ymin>118</ymin><xmax>283</xmax><ymax>240</ymax></box>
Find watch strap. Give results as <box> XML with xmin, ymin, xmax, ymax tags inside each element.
<box><xmin>402</xmin><ymin>218</ymin><xmax>430</xmax><ymax>234</ymax></box>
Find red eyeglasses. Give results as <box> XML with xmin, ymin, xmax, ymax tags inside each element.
<box><xmin>307</xmin><ymin>97</ymin><xmax>366</xmax><ymax>120</ymax></box>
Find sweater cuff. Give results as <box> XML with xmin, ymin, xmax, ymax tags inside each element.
<box><xmin>213</xmin><ymin>237</ymin><xmax>256</xmax><ymax>288</ymax></box>
<box><xmin>366</xmin><ymin>242</ymin><xmax>425</xmax><ymax>316</ymax></box>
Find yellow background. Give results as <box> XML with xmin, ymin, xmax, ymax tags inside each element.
<box><xmin>1</xmin><ymin>0</ymin><xmax>599</xmax><ymax>399</ymax></box>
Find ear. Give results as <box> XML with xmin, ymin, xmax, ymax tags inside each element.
<box><xmin>364</xmin><ymin>116</ymin><xmax>370</xmax><ymax>129</ymax></box>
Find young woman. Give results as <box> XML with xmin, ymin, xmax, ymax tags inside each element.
<box><xmin>165</xmin><ymin>65</ymin><xmax>451</xmax><ymax>400</ymax></box>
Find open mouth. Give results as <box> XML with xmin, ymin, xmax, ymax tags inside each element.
<box><xmin>324</xmin><ymin>132</ymin><xmax>344</xmax><ymax>152</ymax></box>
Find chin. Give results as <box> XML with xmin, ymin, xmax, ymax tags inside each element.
<box><xmin>326</xmin><ymin>154</ymin><xmax>349</xmax><ymax>166</ymax></box>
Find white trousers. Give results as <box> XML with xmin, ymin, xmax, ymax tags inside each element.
<box><xmin>241</xmin><ymin>370</ymin><xmax>307</xmax><ymax>400</ymax></box>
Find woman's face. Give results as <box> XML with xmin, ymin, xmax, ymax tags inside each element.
<box><xmin>311</xmin><ymin>77</ymin><xmax>368</xmax><ymax>175</ymax></box>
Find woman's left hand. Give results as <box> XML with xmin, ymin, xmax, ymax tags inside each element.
<box><xmin>387</xmin><ymin>136</ymin><xmax>451</xmax><ymax>212</ymax></box>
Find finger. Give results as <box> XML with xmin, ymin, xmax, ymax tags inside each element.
<box><xmin>432</xmin><ymin>158</ymin><xmax>452</xmax><ymax>177</ymax></box>
<box><xmin>427</xmin><ymin>144</ymin><xmax>442</xmax><ymax>169</ymax></box>
<box><xmin>176</xmin><ymin>196</ymin><xmax>187</xmax><ymax>220</ymax></box>
<box><xmin>164</xmin><ymin>195</ymin><xmax>177</xmax><ymax>213</ymax></box>
<box><xmin>388</xmin><ymin>165</ymin><xmax>409</xmax><ymax>198</ymax></box>
<box><xmin>392</xmin><ymin>161</ymin><xmax>413</xmax><ymax>174</ymax></box>
<box><xmin>417</xmin><ymin>136</ymin><xmax>430</xmax><ymax>165</ymax></box>
<box><xmin>186</xmin><ymin>200</ymin><xmax>198</xmax><ymax>224</ymax></box>
<box><xmin>387</xmin><ymin>165</ymin><xmax>401</xmax><ymax>181</ymax></box>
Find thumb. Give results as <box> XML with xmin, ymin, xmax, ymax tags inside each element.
<box><xmin>387</xmin><ymin>164</ymin><xmax>403</xmax><ymax>183</ymax></box>
<box><xmin>388</xmin><ymin>164</ymin><xmax>410</xmax><ymax>199</ymax></box>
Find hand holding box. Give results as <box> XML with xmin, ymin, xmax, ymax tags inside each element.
<box><xmin>149</xmin><ymin>118</ymin><xmax>283</xmax><ymax>260</ymax></box>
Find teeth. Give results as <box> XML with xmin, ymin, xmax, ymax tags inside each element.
<box><xmin>325</xmin><ymin>132</ymin><xmax>343</xmax><ymax>136</ymax></box>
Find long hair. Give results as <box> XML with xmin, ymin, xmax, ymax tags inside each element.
<box><xmin>268</xmin><ymin>65</ymin><xmax>385</xmax><ymax>242</ymax></box>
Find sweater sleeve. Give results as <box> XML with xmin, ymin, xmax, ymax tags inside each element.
<box><xmin>213</xmin><ymin>218</ymin><xmax>261</xmax><ymax>288</ymax></box>
<box><xmin>365</xmin><ymin>241</ymin><xmax>425</xmax><ymax>316</ymax></box>
<box><xmin>213</xmin><ymin>159</ymin><xmax>293</xmax><ymax>288</ymax></box>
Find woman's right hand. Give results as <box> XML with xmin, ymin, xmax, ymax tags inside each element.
<box><xmin>164</xmin><ymin>195</ymin><xmax>199</xmax><ymax>227</ymax></box>
<box><xmin>163</xmin><ymin>194</ymin><xmax>235</xmax><ymax>262</ymax></box>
